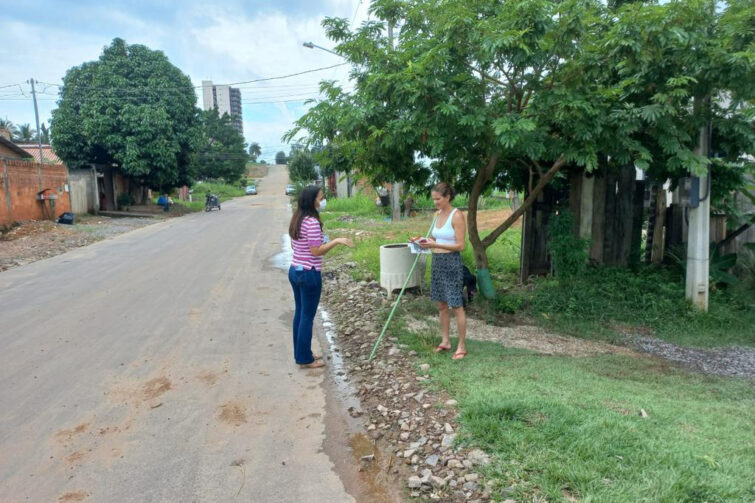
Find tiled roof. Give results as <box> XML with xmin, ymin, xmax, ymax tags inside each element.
<box><xmin>17</xmin><ymin>144</ymin><xmax>64</xmax><ymax>164</ymax></box>
<box><xmin>0</xmin><ymin>136</ymin><xmax>33</xmax><ymax>158</ymax></box>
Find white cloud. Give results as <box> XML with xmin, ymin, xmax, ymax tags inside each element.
<box><xmin>1</xmin><ymin>0</ymin><xmax>365</xmax><ymax>155</ymax></box>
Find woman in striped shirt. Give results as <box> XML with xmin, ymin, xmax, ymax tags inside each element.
<box><xmin>288</xmin><ymin>185</ymin><xmax>354</xmax><ymax>368</ymax></box>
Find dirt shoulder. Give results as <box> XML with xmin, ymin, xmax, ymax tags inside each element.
<box><xmin>0</xmin><ymin>215</ymin><xmax>156</xmax><ymax>272</ymax></box>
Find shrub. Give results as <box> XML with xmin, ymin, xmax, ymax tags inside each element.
<box><xmin>549</xmin><ymin>210</ymin><xmax>589</xmax><ymax>279</ymax></box>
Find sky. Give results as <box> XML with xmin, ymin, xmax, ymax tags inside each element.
<box><xmin>0</xmin><ymin>0</ymin><xmax>368</xmax><ymax>163</ymax></box>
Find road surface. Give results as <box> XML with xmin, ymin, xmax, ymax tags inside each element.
<box><xmin>0</xmin><ymin>166</ymin><xmax>357</xmax><ymax>502</ymax></box>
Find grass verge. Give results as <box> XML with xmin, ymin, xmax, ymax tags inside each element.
<box><xmin>397</xmin><ymin>320</ymin><xmax>755</xmax><ymax>503</ymax></box>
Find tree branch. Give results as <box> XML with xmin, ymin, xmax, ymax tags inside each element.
<box><xmin>481</xmin><ymin>155</ymin><xmax>566</xmax><ymax>248</ymax></box>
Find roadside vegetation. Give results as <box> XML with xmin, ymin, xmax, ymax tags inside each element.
<box><xmin>319</xmin><ymin>194</ymin><xmax>754</xmax><ymax>501</ymax></box>
<box><xmin>321</xmin><ymin>193</ymin><xmax>754</xmax><ymax>349</ymax></box>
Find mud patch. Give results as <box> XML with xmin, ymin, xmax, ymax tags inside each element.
<box><xmin>196</xmin><ymin>370</ymin><xmax>219</xmax><ymax>386</ymax></box>
<box><xmin>66</xmin><ymin>450</ymin><xmax>86</xmax><ymax>464</ymax></box>
<box><xmin>142</xmin><ymin>377</ymin><xmax>172</xmax><ymax>400</ymax></box>
<box><xmin>55</xmin><ymin>423</ymin><xmax>89</xmax><ymax>441</ymax></box>
<box><xmin>58</xmin><ymin>491</ymin><xmax>88</xmax><ymax>502</ymax></box>
<box><xmin>218</xmin><ymin>402</ymin><xmax>248</xmax><ymax>426</ymax></box>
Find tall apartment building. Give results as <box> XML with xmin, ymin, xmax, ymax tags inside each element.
<box><xmin>201</xmin><ymin>80</ymin><xmax>243</xmax><ymax>136</ymax></box>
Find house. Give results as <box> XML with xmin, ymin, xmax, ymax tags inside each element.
<box><xmin>0</xmin><ymin>131</ymin><xmax>72</xmax><ymax>225</ymax></box>
<box><xmin>17</xmin><ymin>144</ymin><xmax>64</xmax><ymax>164</ymax></box>
<box><xmin>0</xmin><ymin>132</ymin><xmax>33</xmax><ymax>160</ymax></box>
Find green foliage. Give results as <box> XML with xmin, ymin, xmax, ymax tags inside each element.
<box><xmin>13</xmin><ymin>123</ymin><xmax>35</xmax><ymax>143</ymax></box>
<box><xmin>191</xmin><ymin>181</ymin><xmax>244</xmax><ymax>201</ymax></box>
<box><xmin>196</xmin><ymin>108</ymin><xmax>248</xmax><ymax>183</ymax></box>
<box><xmin>287</xmin><ymin>0</ymin><xmax>754</xmax><ymax>275</ymax></box>
<box><xmin>288</xmin><ymin>149</ymin><xmax>317</xmax><ymax>182</ymax></box>
<box><xmin>51</xmin><ymin>38</ymin><xmax>201</xmax><ymax>189</ymax></box>
<box><xmin>526</xmin><ymin>266</ymin><xmax>755</xmax><ymax>347</ymax></box>
<box><xmin>247</xmin><ymin>142</ymin><xmax>261</xmax><ymax>162</ymax></box>
<box><xmin>549</xmin><ymin>210</ymin><xmax>589</xmax><ymax>280</ymax></box>
<box><xmin>396</xmin><ymin>326</ymin><xmax>755</xmax><ymax>502</ymax></box>
<box><xmin>116</xmin><ymin>192</ymin><xmax>133</xmax><ymax>209</ymax></box>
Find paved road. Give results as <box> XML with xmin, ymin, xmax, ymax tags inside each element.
<box><xmin>0</xmin><ymin>166</ymin><xmax>355</xmax><ymax>503</ymax></box>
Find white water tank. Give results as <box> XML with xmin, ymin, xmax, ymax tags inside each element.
<box><xmin>379</xmin><ymin>243</ymin><xmax>427</xmax><ymax>295</ymax></box>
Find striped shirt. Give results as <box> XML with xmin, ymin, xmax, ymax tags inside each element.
<box><xmin>291</xmin><ymin>216</ymin><xmax>323</xmax><ymax>271</ymax></box>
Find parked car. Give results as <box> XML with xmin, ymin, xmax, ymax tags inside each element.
<box><xmin>245</xmin><ymin>185</ymin><xmax>257</xmax><ymax>195</ymax></box>
<box><xmin>285</xmin><ymin>184</ymin><xmax>296</xmax><ymax>196</ymax></box>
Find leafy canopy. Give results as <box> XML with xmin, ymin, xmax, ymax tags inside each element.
<box><xmin>51</xmin><ymin>38</ymin><xmax>201</xmax><ymax>189</ymax></box>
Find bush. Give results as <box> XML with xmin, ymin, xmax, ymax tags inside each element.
<box><xmin>549</xmin><ymin>210</ymin><xmax>589</xmax><ymax>279</ymax></box>
<box><xmin>117</xmin><ymin>192</ymin><xmax>133</xmax><ymax>209</ymax></box>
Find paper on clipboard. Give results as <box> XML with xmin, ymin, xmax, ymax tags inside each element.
<box><xmin>408</xmin><ymin>240</ymin><xmax>431</xmax><ymax>254</ymax></box>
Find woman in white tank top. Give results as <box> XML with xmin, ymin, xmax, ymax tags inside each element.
<box><xmin>412</xmin><ymin>182</ymin><xmax>468</xmax><ymax>360</ymax></box>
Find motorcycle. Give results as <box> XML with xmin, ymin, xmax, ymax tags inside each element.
<box><xmin>205</xmin><ymin>193</ymin><xmax>221</xmax><ymax>211</ymax></box>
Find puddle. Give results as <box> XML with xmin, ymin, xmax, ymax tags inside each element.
<box><xmin>270</xmin><ymin>233</ymin><xmax>292</xmax><ymax>270</ymax></box>
<box><xmin>320</xmin><ymin>309</ymin><xmax>362</xmax><ymax>427</ymax></box>
<box><xmin>320</xmin><ymin>309</ymin><xmax>402</xmax><ymax>502</ymax></box>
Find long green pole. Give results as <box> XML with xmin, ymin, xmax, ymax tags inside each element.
<box><xmin>368</xmin><ymin>214</ymin><xmax>438</xmax><ymax>361</ymax></box>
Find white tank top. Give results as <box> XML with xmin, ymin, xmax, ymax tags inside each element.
<box><xmin>431</xmin><ymin>208</ymin><xmax>457</xmax><ymax>245</ymax></box>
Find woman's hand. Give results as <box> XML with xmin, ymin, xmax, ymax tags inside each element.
<box><xmin>418</xmin><ymin>237</ymin><xmax>435</xmax><ymax>249</ymax></box>
<box><xmin>336</xmin><ymin>237</ymin><xmax>354</xmax><ymax>248</ymax></box>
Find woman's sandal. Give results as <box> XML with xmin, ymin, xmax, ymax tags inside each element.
<box><xmin>434</xmin><ymin>344</ymin><xmax>452</xmax><ymax>353</ymax></box>
<box><xmin>299</xmin><ymin>360</ymin><xmax>325</xmax><ymax>369</ymax></box>
<box><xmin>452</xmin><ymin>350</ymin><xmax>467</xmax><ymax>360</ymax></box>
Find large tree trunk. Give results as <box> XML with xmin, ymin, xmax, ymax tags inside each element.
<box><xmin>467</xmin><ymin>155</ymin><xmax>499</xmax><ymax>271</ymax></box>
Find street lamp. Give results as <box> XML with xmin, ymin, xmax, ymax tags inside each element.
<box><xmin>302</xmin><ymin>42</ymin><xmax>341</xmax><ymax>57</ymax></box>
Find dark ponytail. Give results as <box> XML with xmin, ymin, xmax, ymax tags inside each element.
<box><xmin>288</xmin><ymin>185</ymin><xmax>323</xmax><ymax>240</ymax></box>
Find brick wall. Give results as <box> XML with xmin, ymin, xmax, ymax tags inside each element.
<box><xmin>1</xmin><ymin>158</ymin><xmax>72</xmax><ymax>226</ymax></box>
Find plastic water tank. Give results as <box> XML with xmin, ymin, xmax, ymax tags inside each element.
<box><xmin>379</xmin><ymin>243</ymin><xmax>427</xmax><ymax>295</ymax></box>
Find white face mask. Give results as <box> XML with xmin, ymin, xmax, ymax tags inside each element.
<box><xmin>317</xmin><ymin>198</ymin><xmax>327</xmax><ymax>212</ymax></box>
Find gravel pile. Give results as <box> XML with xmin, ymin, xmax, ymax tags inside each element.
<box><xmin>322</xmin><ymin>267</ymin><xmax>512</xmax><ymax>503</ymax></box>
<box><xmin>628</xmin><ymin>336</ymin><xmax>755</xmax><ymax>378</ymax></box>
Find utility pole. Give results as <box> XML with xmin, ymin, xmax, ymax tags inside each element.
<box><xmin>28</xmin><ymin>78</ymin><xmax>45</xmax><ymax>190</ymax></box>
<box><xmin>387</xmin><ymin>23</ymin><xmax>402</xmax><ymax>222</ymax></box>
<box><xmin>686</xmin><ymin>96</ymin><xmax>711</xmax><ymax>311</ymax></box>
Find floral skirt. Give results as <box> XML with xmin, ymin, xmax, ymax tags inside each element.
<box><xmin>430</xmin><ymin>252</ymin><xmax>464</xmax><ymax>308</ymax></box>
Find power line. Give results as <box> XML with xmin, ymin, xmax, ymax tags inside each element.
<box><xmin>33</xmin><ymin>62</ymin><xmax>349</xmax><ymax>93</ymax></box>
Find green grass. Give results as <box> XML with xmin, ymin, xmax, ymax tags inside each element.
<box><xmin>410</xmin><ymin>191</ymin><xmax>516</xmax><ymax>210</ymax></box>
<box><xmin>320</xmin><ymin>208</ymin><xmax>521</xmax><ymax>283</ymax></box>
<box><xmin>190</xmin><ymin>181</ymin><xmax>245</xmax><ymax>201</ymax></box>
<box><xmin>397</xmin><ymin>324</ymin><xmax>755</xmax><ymax>503</ymax></box>
<box><xmin>322</xmin><ymin>202</ymin><xmax>752</xmax><ymax>348</ymax></box>
<box><xmin>324</xmin><ymin>192</ymin><xmax>386</xmax><ymax>217</ymax></box>
<box><xmin>521</xmin><ymin>266</ymin><xmax>755</xmax><ymax>348</ymax></box>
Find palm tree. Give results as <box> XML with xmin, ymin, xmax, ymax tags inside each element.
<box><xmin>40</xmin><ymin>123</ymin><xmax>50</xmax><ymax>144</ymax></box>
<box><xmin>14</xmin><ymin>123</ymin><xmax>36</xmax><ymax>143</ymax></box>
<box><xmin>248</xmin><ymin>142</ymin><xmax>262</xmax><ymax>162</ymax></box>
<box><xmin>0</xmin><ymin>118</ymin><xmax>17</xmax><ymax>139</ymax></box>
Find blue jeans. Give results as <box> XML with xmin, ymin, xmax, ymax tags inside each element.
<box><xmin>288</xmin><ymin>266</ymin><xmax>322</xmax><ymax>364</ymax></box>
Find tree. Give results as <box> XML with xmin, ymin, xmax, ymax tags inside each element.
<box><xmin>51</xmin><ymin>38</ymin><xmax>201</xmax><ymax>189</ymax></box>
<box><xmin>275</xmin><ymin>151</ymin><xmax>287</xmax><ymax>165</ymax></box>
<box><xmin>14</xmin><ymin>123</ymin><xmax>35</xmax><ymax>143</ymax></box>
<box><xmin>291</xmin><ymin>0</ymin><xmax>623</xmax><ymax>289</ymax></box>
<box><xmin>288</xmin><ymin>149</ymin><xmax>317</xmax><ymax>182</ymax></box>
<box><xmin>196</xmin><ymin>108</ymin><xmax>249</xmax><ymax>182</ymax></box>
<box><xmin>290</xmin><ymin>0</ymin><xmax>753</xmax><ymax>296</ymax></box>
<box><xmin>0</xmin><ymin>118</ymin><xmax>17</xmax><ymax>139</ymax></box>
<box><xmin>248</xmin><ymin>142</ymin><xmax>261</xmax><ymax>162</ymax></box>
<box><xmin>39</xmin><ymin>123</ymin><xmax>50</xmax><ymax>144</ymax></box>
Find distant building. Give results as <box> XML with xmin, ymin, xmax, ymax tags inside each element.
<box><xmin>201</xmin><ymin>80</ymin><xmax>243</xmax><ymax>136</ymax></box>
